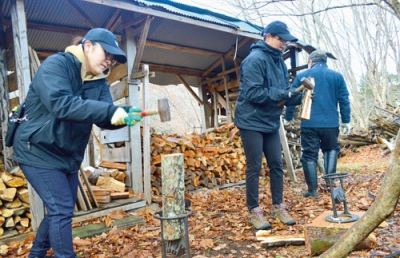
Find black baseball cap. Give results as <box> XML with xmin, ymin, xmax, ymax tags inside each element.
<box><xmin>82</xmin><ymin>28</ymin><xmax>127</xmax><ymax>64</ymax></box>
<box><xmin>262</xmin><ymin>21</ymin><xmax>298</xmax><ymax>42</ymax></box>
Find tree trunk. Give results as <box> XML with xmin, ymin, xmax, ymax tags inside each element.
<box><xmin>320</xmin><ymin>130</ymin><xmax>400</xmax><ymax>258</ymax></box>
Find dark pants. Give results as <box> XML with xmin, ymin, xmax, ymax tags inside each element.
<box><xmin>240</xmin><ymin>129</ymin><xmax>284</xmax><ymax>210</ymax></box>
<box><xmin>300</xmin><ymin>127</ymin><xmax>340</xmax><ymax>163</ymax></box>
<box><xmin>20</xmin><ymin>164</ymin><xmax>78</xmax><ymax>258</ymax></box>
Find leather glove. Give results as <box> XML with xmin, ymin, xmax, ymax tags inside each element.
<box><xmin>124</xmin><ymin>107</ymin><xmax>143</xmax><ymax>126</ymax></box>
<box><xmin>111</xmin><ymin>108</ymin><xmax>128</xmax><ymax>126</ymax></box>
<box><xmin>340</xmin><ymin>123</ymin><xmax>351</xmax><ymax>135</ymax></box>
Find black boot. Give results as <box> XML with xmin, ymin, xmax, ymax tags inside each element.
<box><xmin>302</xmin><ymin>161</ymin><xmax>318</xmax><ymax>197</ymax></box>
<box><xmin>324</xmin><ymin>150</ymin><xmax>338</xmax><ymax>186</ymax></box>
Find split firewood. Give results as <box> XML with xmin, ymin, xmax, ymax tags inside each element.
<box><xmin>17</xmin><ymin>188</ymin><xmax>30</xmax><ymax>203</ymax></box>
<box><xmin>19</xmin><ymin>217</ymin><xmax>30</xmax><ymax>228</ymax></box>
<box><xmin>0</xmin><ymin>172</ymin><xmax>25</xmax><ymax>188</ymax></box>
<box><xmin>96</xmin><ymin>176</ymin><xmax>125</xmax><ymax>193</ymax></box>
<box><xmin>0</xmin><ymin>188</ymin><xmax>17</xmax><ymax>202</ymax></box>
<box><xmin>110</xmin><ymin>192</ymin><xmax>129</xmax><ymax>199</ymax></box>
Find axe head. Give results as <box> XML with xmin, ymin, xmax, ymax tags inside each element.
<box><xmin>158</xmin><ymin>98</ymin><xmax>171</xmax><ymax>122</ymax></box>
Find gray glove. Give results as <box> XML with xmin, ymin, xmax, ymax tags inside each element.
<box><xmin>340</xmin><ymin>123</ymin><xmax>351</xmax><ymax>135</ymax></box>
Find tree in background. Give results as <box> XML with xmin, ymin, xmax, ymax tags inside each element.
<box><xmin>179</xmin><ymin>1</ymin><xmax>400</xmax><ymax>257</ymax></box>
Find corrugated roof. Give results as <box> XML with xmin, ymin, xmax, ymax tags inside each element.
<box><xmin>136</xmin><ymin>0</ymin><xmax>263</xmax><ymax>33</ymax></box>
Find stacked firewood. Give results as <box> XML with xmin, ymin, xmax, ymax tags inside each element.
<box><xmin>0</xmin><ymin>166</ymin><xmax>31</xmax><ymax>237</ymax></box>
<box><xmin>149</xmin><ymin>123</ymin><xmax>270</xmax><ymax>194</ymax></box>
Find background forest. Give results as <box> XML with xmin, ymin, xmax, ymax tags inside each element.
<box><xmin>149</xmin><ymin>0</ymin><xmax>400</xmax><ymax>134</ymax></box>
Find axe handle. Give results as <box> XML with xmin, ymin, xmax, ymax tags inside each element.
<box><xmin>131</xmin><ymin>110</ymin><xmax>158</xmax><ymax>117</ymax></box>
<box><xmin>277</xmin><ymin>85</ymin><xmax>305</xmax><ymax>106</ymax></box>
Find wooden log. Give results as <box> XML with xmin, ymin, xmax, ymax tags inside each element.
<box><xmin>161</xmin><ymin>153</ymin><xmax>185</xmax><ymax>241</ymax></box>
<box><xmin>96</xmin><ymin>176</ymin><xmax>125</xmax><ymax>193</ymax></box>
<box><xmin>110</xmin><ymin>192</ymin><xmax>129</xmax><ymax>199</ymax></box>
<box><xmin>304</xmin><ymin>211</ymin><xmax>376</xmax><ymax>256</ymax></box>
<box><xmin>0</xmin><ymin>172</ymin><xmax>25</xmax><ymax>188</ymax></box>
<box><xmin>98</xmin><ymin>161</ymin><xmax>127</xmax><ymax>171</ymax></box>
<box><xmin>0</xmin><ymin>188</ymin><xmax>17</xmax><ymax>202</ymax></box>
<box><xmin>17</xmin><ymin>188</ymin><xmax>29</xmax><ymax>203</ymax></box>
<box><xmin>256</xmin><ymin>232</ymin><xmax>305</xmax><ymax>247</ymax></box>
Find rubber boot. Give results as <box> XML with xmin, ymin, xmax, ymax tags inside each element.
<box><xmin>324</xmin><ymin>150</ymin><xmax>338</xmax><ymax>187</ymax></box>
<box><xmin>302</xmin><ymin>161</ymin><xmax>318</xmax><ymax>197</ymax></box>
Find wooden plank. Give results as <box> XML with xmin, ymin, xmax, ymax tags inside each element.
<box><xmin>279</xmin><ymin>117</ymin><xmax>297</xmax><ymax>182</ymax></box>
<box><xmin>109</xmin><ymin>78</ymin><xmax>128</xmax><ymax>102</ymax></box>
<box><xmin>162</xmin><ymin>153</ymin><xmax>185</xmax><ymax>241</ymax></box>
<box><xmin>142</xmin><ymin>65</ymin><xmax>151</xmax><ymax>204</ymax></box>
<box><xmin>72</xmin><ymin>198</ymin><xmax>146</xmax><ymax>223</ymax></box>
<box><xmin>101</xmin><ymin>147</ymin><xmax>130</xmax><ymax>162</ymax></box>
<box><xmin>125</xmin><ymin>26</ymin><xmax>143</xmax><ymax>192</ymax></box>
<box><xmin>100</xmin><ymin>127</ymin><xmax>129</xmax><ymax>144</ymax></box>
<box><xmin>98</xmin><ymin>160</ymin><xmax>127</xmax><ymax>170</ymax></box>
<box><xmin>72</xmin><ymin>214</ymin><xmax>145</xmax><ymax>239</ymax></box>
<box><xmin>78</xmin><ymin>172</ymin><xmax>92</xmax><ymax>210</ymax></box>
<box><xmin>80</xmin><ymin>167</ymin><xmax>99</xmax><ymax>208</ymax></box>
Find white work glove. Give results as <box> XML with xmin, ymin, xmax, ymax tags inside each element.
<box><xmin>284</xmin><ymin>119</ymin><xmax>292</xmax><ymax>125</ymax></box>
<box><xmin>111</xmin><ymin>108</ymin><xmax>128</xmax><ymax>126</ymax></box>
<box><xmin>340</xmin><ymin>123</ymin><xmax>351</xmax><ymax>135</ymax></box>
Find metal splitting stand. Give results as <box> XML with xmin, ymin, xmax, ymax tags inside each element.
<box><xmin>322</xmin><ymin>173</ymin><xmax>359</xmax><ymax>223</ymax></box>
<box><xmin>153</xmin><ymin>208</ymin><xmax>193</xmax><ymax>258</ymax></box>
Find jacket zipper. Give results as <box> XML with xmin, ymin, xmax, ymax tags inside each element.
<box><xmin>27</xmin><ymin>119</ymin><xmax>51</xmax><ymax>150</ymax></box>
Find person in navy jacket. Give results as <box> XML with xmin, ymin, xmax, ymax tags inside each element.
<box><xmin>234</xmin><ymin>21</ymin><xmax>302</xmax><ymax>230</ymax></box>
<box><xmin>13</xmin><ymin>28</ymin><xmax>139</xmax><ymax>258</ymax></box>
<box><xmin>285</xmin><ymin>50</ymin><xmax>351</xmax><ymax>198</ymax></box>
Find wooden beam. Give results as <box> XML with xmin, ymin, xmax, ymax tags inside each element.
<box><xmin>64</xmin><ymin>0</ymin><xmax>98</xmax><ymax>28</ymax></box>
<box><xmin>207</xmin><ymin>84</ymin><xmax>227</xmax><ymax>110</ymax></box>
<box><xmin>221</xmin><ymin>58</ymin><xmax>232</xmax><ymax>123</ymax></box>
<box><xmin>120</xmin><ymin>13</ymin><xmax>147</xmax><ymax>30</ymax></box>
<box><xmin>132</xmin><ymin>16</ymin><xmax>153</xmax><ymax>73</ymax></box>
<box><xmin>142</xmin><ymin>65</ymin><xmax>151</xmax><ymax>204</ymax></box>
<box><xmin>147</xmin><ymin>63</ymin><xmax>207</xmax><ymax>77</ymax></box>
<box><xmin>202</xmin><ymin>37</ymin><xmax>251</xmax><ymax>77</ymax></box>
<box><xmin>104</xmin><ymin>9</ymin><xmax>121</xmax><ymax>31</ymax></box>
<box><xmin>2</xmin><ymin>19</ymin><xmax>122</xmax><ymax>41</ymax></box>
<box><xmin>146</xmin><ymin>40</ymin><xmax>222</xmax><ymax>58</ymax></box>
<box><xmin>176</xmin><ymin>75</ymin><xmax>203</xmax><ymax>105</ymax></box>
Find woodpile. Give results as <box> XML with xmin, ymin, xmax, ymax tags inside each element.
<box><xmin>149</xmin><ymin>123</ymin><xmax>258</xmax><ymax>194</ymax></box>
<box><xmin>0</xmin><ymin>167</ymin><xmax>31</xmax><ymax>237</ymax></box>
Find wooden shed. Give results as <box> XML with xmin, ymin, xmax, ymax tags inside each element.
<box><xmin>0</xmin><ymin>0</ymin><xmax>317</xmax><ymax>235</ymax></box>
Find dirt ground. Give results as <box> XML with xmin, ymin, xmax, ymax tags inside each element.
<box><xmin>2</xmin><ymin>144</ymin><xmax>400</xmax><ymax>258</ymax></box>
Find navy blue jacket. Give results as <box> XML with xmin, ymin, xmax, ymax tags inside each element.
<box><xmin>13</xmin><ymin>52</ymin><xmax>122</xmax><ymax>174</ymax></box>
<box><xmin>234</xmin><ymin>40</ymin><xmax>301</xmax><ymax>133</ymax></box>
<box><xmin>285</xmin><ymin>62</ymin><xmax>351</xmax><ymax>127</ymax></box>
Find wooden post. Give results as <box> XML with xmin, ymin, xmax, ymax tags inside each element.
<box><xmin>161</xmin><ymin>153</ymin><xmax>185</xmax><ymax>240</ymax></box>
<box><xmin>279</xmin><ymin>117</ymin><xmax>297</xmax><ymax>182</ymax></box>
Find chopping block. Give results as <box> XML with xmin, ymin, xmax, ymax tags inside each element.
<box><xmin>304</xmin><ymin>211</ymin><xmax>377</xmax><ymax>256</ymax></box>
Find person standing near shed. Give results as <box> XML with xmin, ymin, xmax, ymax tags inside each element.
<box><xmin>12</xmin><ymin>28</ymin><xmax>141</xmax><ymax>258</ymax></box>
<box><xmin>284</xmin><ymin>50</ymin><xmax>351</xmax><ymax>198</ymax></box>
<box><xmin>234</xmin><ymin>21</ymin><xmax>302</xmax><ymax>230</ymax></box>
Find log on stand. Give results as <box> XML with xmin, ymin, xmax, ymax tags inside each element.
<box><xmin>160</xmin><ymin>153</ymin><xmax>189</xmax><ymax>257</ymax></box>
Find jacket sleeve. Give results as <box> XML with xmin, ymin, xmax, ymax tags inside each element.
<box><xmin>34</xmin><ymin>55</ymin><xmax>119</xmax><ymax>125</ymax></box>
<box><xmin>240</xmin><ymin>56</ymin><xmax>289</xmax><ymax>104</ymax></box>
<box><xmin>337</xmin><ymin>74</ymin><xmax>351</xmax><ymax>123</ymax></box>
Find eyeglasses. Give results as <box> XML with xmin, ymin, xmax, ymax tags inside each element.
<box><xmin>104</xmin><ymin>50</ymin><xmax>117</xmax><ymax>66</ymax></box>
<box><xmin>93</xmin><ymin>42</ymin><xmax>117</xmax><ymax>66</ymax></box>
<box><xmin>275</xmin><ymin>36</ymin><xmax>287</xmax><ymax>44</ymax></box>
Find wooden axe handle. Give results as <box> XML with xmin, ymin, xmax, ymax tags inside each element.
<box><xmin>131</xmin><ymin>110</ymin><xmax>158</xmax><ymax>117</ymax></box>
<box><xmin>277</xmin><ymin>85</ymin><xmax>305</xmax><ymax>106</ymax></box>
